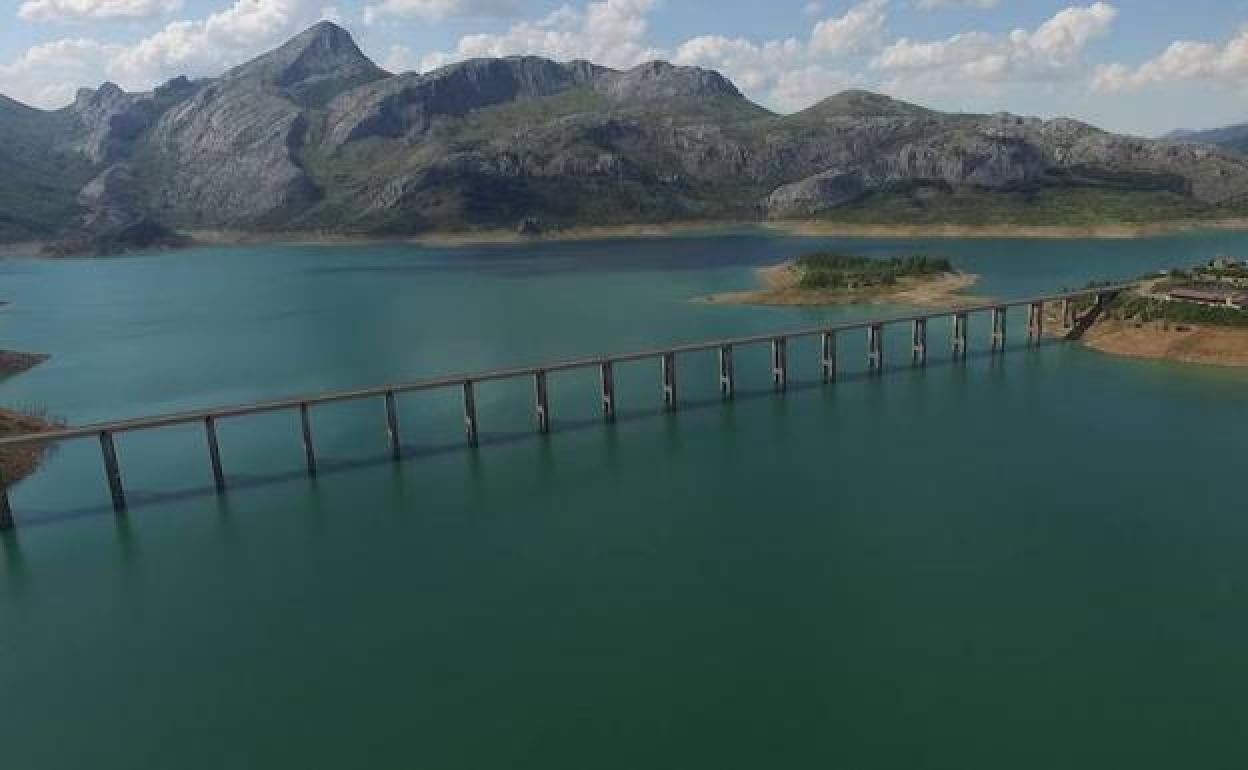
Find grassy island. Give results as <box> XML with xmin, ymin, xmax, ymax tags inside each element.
<box><xmin>701</xmin><ymin>251</ymin><xmax>980</xmax><ymax>308</ymax></box>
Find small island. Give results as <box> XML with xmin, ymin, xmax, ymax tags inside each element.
<box><xmin>701</xmin><ymin>252</ymin><xmax>981</xmax><ymax>307</ymax></box>
<box><xmin>1077</xmin><ymin>256</ymin><xmax>1248</xmax><ymax>367</ymax></box>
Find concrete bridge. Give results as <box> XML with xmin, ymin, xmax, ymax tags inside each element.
<box><xmin>0</xmin><ymin>284</ymin><xmax>1132</xmax><ymax>529</ymax></box>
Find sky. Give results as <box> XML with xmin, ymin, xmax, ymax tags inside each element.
<box><xmin>2</xmin><ymin>0</ymin><xmax>1248</xmax><ymax>136</ymax></box>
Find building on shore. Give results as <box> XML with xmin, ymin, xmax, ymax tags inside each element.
<box><xmin>1166</xmin><ymin>287</ymin><xmax>1248</xmax><ymax>310</ymax></box>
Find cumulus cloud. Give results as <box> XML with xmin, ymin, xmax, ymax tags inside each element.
<box><xmin>17</xmin><ymin>0</ymin><xmax>182</xmax><ymax>22</ymax></box>
<box><xmin>1092</xmin><ymin>28</ymin><xmax>1248</xmax><ymax>93</ymax></box>
<box><xmin>0</xmin><ymin>0</ymin><xmax>332</xmax><ymax>108</ymax></box>
<box><xmin>873</xmin><ymin>2</ymin><xmax>1116</xmax><ymax>94</ymax></box>
<box><xmin>0</xmin><ymin>38</ymin><xmax>122</xmax><ymax>107</ymax></box>
<box><xmin>418</xmin><ymin>0</ymin><xmax>663</xmax><ymax>72</ymax></box>
<box><xmin>362</xmin><ymin>0</ymin><xmax>516</xmax><ymax>24</ymax></box>
<box><xmin>810</xmin><ymin>0</ymin><xmax>888</xmax><ymax>55</ymax></box>
<box><xmin>673</xmin><ymin>0</ymin><xmax>885</xmax><ymax>110</ymax></box>
<box><xmin>915</xmin><ymin>0</ymin><xmax>999</xmax><ymax>9</ymax></box>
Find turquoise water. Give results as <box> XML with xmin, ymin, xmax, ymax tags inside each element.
<box><xmin>4</xmin><ymin>230</ymin><xmax>1248</xmax><ymax>768</ymax></box>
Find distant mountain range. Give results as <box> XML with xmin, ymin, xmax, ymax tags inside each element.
<box><xmin>4</xmin><ymin>21</ymin><xmax>1248</xmax><ymax>253</ymax></box>
<box><xmin>1164</xmin><ymin>124</ymin><xmax>1248</xmax><ymax>155</ymax></box>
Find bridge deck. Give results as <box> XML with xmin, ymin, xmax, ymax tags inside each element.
<box><xmin>0</xmin><ymin>284</ymin><xmax>1133</xmax><ymax>452</ymax></box>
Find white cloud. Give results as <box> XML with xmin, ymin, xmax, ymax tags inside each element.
<box><xmin>17</xmin><ymin>0</ymin><xmax>182</xmax><ymax>22</ymax></box>
<box><xmin>0</xmin><ymin>38</ymin><xmax>122</xmax><ymax>107</ymax></box>
<box><xmin>1092</xmin><ymin>27</ymin><xmax>1248</xmax><ymax>93</ymax></box>
<box><xmin>362</xmin><ymin>0</ymin><xmax>516</xmax><ymax>24</ymax></box>
<box><xmin>673</xmin><ymin>0</ymin><xmax>886</xmax><ymax>110</ymax></box>
<box><xmin>810</xmin><ymin>0</ymin><xmax>887</xmax><ymax>55</ymax></box>
<box><xmin>874</xmin><ymin>2</ymin><xmax>1116</xmax><ymax>95</ymax></box>
<box><xmin>916</xmin><ymin>0</ymin><xmax>999</xmax><ymax>9</ymax></box>
<box><xmin>419</xmin><ymin>0</ymin><xmax>662</xmax><ymax>72</ymax></box>
<box><xmin>0</xmin><ymin>0</ymin><xmax>330</xmax><ymax>108</ymax></box>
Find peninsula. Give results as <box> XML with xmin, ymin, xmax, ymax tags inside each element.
<box><xmin>1075</xmin><ymin>258</ymin><xmax>1248</xmax><ymax>367</ymax></box>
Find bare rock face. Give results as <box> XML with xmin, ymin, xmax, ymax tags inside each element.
<box><xmin>144</xmin><ymin>83</ymin><xmax>319</xmax><ymax>227</ymax></box>
<box><xmin>591</xmin><ymin>61</ymin><xmax>740</xmax><ymax>102</ymax></box>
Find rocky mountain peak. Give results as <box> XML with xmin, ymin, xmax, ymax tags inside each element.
<box><xmin>595</xmin><ymin>60</ymin><xmax>742</xmax><ymax>102</ymax></box>
<box><xmin>225</xmin><ymin>20</ymin><xmax>385</xmax><ymax>100</ymax></box>
<box><xmin>801</xmin><ymin>89</ymin><xmax>932</xmax><ymax>119</ymax></box>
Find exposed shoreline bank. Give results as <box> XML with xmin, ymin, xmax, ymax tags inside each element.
<box><xmin>0</xmin><ymin>350</ymin><xmax>49</xmax><ymax>379</ymax></box>
<box><xmin>0</xmin><ymin>408</ymin><xmax>58</xmax><ymax>487</ymax></box>
<box><xmin>1080</xmin><ymin>319</ymin><xmax>1248</xmax><ymax>368</ymax></box>
<box><xmin>8</xmin><ymin>217</ymin><xmax>1248</xmax><ymax>258</ymax></box>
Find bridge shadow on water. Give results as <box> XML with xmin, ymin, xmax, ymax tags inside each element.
<box><xmin>4</xmin><ymin>337</ymin><xmax>1068</xmax><ymax>535</ymax></box>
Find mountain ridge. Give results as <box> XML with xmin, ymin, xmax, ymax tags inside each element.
<box><xmin>3</xmin><ymin>21</ymin><xmax>1248</xmax><ymax>252</ymax></box>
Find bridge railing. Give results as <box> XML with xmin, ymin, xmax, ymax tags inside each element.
<box><xmin>0</xmin><ymin>284</ymin><xmax>1133</xmax><ymax>527</ymax></box>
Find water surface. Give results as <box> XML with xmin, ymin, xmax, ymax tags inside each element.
<box><xmin>3</xmin><ymin>230</ymin><xmax>1248</xmax><ymax>769</ymax></box>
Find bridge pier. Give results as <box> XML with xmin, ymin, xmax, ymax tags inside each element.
<box><xmin>952</xmin><ymin>312</ymin><xmax>969</xmax><ymax>359</ymax></box>
<box><xmin>535</xmin><ymin>370</ymin><xmax>551</xmax><ymax>434</ymax></box>
<box><xmin>384</xmin><ymin>391</ymin><xmax>401</xmax><ymax>461</ymax></box>
<box><xmin>1061</xmin><ymin>299</ymin><xmax>1075</xmax><ymax>330</ymax></box>
<box><xmin>100</xmin><ymin>430</ymin><xmax>127</xmax><ymax>513</ymax></box>
<box><xmin>772</xmin><ymin>337</ymin><xmax>788</xmax><ymax>391</ymax></box>
<box><xmin>600</xmin><ymin>361</ymin><xmax>616</xmax><ymax>422</ymax></box>
<box><xmin>298</xmin><ymin>404</ymin><xmax>317</xmax><ymax>477</ymax></box>
<box><xmin>0</xmin><ymin>479</ymin><xmax>12</xmax><ymax>531</ymax></box>
<box><xmin>205</xmin><ymin>416</ymin><xmax>226</xmax><ymax>491</ymax></box>
<box><xmin>719</xmin><ymin>344</ymin><xmax>735</xmax><ymax>398</ymax></box>
<box><xmin>662</xmin><ymin>353</ymin><xmax>677</xmax><ymax>410</ymax></box>
<box><xmin>463</xmin><ymin>381</ymin><xmax>479</xmax><ymax>447</ymax></box>
<box><xmin>911</xmin><ymin>319</ymin><xmax>928</xmax><ymax>366</ymax></box>
<box><xmin>868</xmin><ymin>323</ymin><xmax>884</xmax><ymax>374</ymax></box>
<box><xmin>991</xmin><ymin>307</ymin><xmax>1007</xmax><ymax>352</ymax></box>
<box><xmin>821</xmin><ymin>332</ymin><xmax>837</xmax><ymax>382</ymax></box>
<box><xmin>1027</xmin><ymin>302</ymin><xmax>1044</xmax><ymax>344</ymax></box>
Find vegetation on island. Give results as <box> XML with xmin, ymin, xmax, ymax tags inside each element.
<box><xmin>794</xmin><ymin>252</ymin><xmax>955</xmax><ymax>290</ymax></box>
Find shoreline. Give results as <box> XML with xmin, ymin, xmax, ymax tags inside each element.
<box><xmin>191</xmin><ymin>217</ymin><xmax>1248</xmax><ymax>246</ymax></box>
<box><xmin>767</xmin><ymin>218</ymin><xmax>1248</xmax><ymax>240</ymax></box>
<box><xmin>8</xmin><ymin>216</ymin><xmax>1248</xmax><ymax>258</ymax></box>
<box><xmin>0</xmin><ymin>350</ymin><xmax>50</xmax><ymax>379</ymax></box>
<box><xmin>1080</xmin><ymin>319</ymin><xmax>1248</xmax><ymax>368</ymax></box>
<box><xmin>699</xmin><ymin>262</ymin><xmax>986</xmax><ymax>309</ymax></box>
<box><xmin>0</xmin><ymin>408</ymin><xmax>59</xmax><ymax>487</ymax></box>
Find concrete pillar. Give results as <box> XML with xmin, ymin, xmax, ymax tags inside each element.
<box><xmin>867</xmin><ymin>323</ymin><xmax>884</xmax><ymax>374</ymax></box>
<box><xmin>719</xmin><ymin>345</ymin><xmax>735</xmax><ymax>398</ymax></box>
<box><xmin>600</xmin><ymin>361</ymin><xmax>616</xmax><ymax>422</ymax></box>
<box><xmin>463</xmin><ymin>381</ymin><xmax>479</xmax><ymax>447</ymax></box>
<box><xmin>662</xmin><ymin>353</ymin><xmax>677</xmax><ymax>410</ymax></box>
<box><xmin>1062</xmin><ymin>299</ymin><xmax>1075</xmax><ymax>330</ymax></box>
<box><xmin>0</xmin><ymin>479</ymin><xmax>12</xmax><ymax>531</ymax></box>
<box><xmin>952</xmin><ymin>312</ymin><xmax>969</xmax><ymax>359</ymax></box>
<box><xmin>384</xmin><ymin>391</ymin><xmax>401</xmax><ymax>461</ymax></box>
<box><xmin>205</xmin><ymin>416</ymin><xmax>226</xmax><ymax>492</ymax></box>
<box><xmin>299</xmin><ymin>403</ymin><xmax>317</xmax><ymax>477</ymax></box>
<box><xmin>991</xmin><ymin>307</ymin><xmax>1007</xmax><ymax>352</ymax></box>
<box><xmin>821</xmin><ymin>332</ymin><xmax>837</xmax><ymax>382</ymax></box>
<box><xmin>1027</xmin><ymin>302</ymin><xmax>1044</xmax><ymax>343</ymax></box>
<box><xmin>534</xmin><ymin>370</ymin><xmax>551</xmax><ymax>434</ymax></box>
<box><xmin>912</xmin><ymin>318</ymin><xmax>928</xmax><ymax>366</ymax></box>
<box><xmin>99</xmin><ymin>430</ymin><xmax>126</xmax><ymax>513</ymax></box>
<box><xmin>772</xmin><ymin>337</ymin><xmax>788</xmax><ymax>391</ymax></box>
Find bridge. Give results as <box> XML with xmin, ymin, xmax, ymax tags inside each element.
<box><xmin>0</xmin><ymin>284</ymin><xmax>1133</xmax><ymax>529</ymax></box>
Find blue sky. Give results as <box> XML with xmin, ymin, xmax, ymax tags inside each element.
<box><xmin>2</xmin><ymin>0</ymin><xmax>1248</xmax><ymax>136</ymax></box>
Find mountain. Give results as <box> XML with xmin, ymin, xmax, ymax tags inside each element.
<box><xmin>4</xmin><ymin>21</ymin><xmax>1248</xmax><ymax>252</ymax></box>
<box><xmin>1165</xmin><ymin>123</ymin><xmax>1248</xmax><ymax>155</ymax></box>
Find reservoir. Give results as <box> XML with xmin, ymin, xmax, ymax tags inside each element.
<box><xmin>4</xmin><ymin>230</ymin><xmax>1248</xmax><ymax>769</ymax></box>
